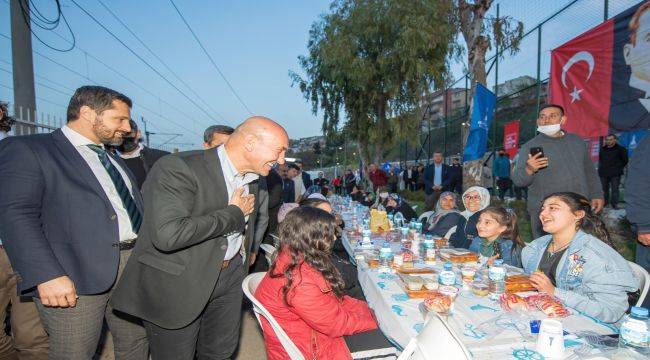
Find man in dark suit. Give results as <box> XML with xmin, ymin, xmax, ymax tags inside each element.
<box><xmin>111</xmin><ymin>117</ymin><xmax>289</xmax><ymax>360</ymax></box>
<box><xmin>0</xmin><ymin>86</ymin><xmax>148</xmax><ymax>359</ymax></box>
<box><xmin>423</xmin><ymin>151</ymin><xmax>452</xmax><ymax>210</ymax></box>
<box><xmin>279</xmin><ymin>163</ymin><xmax>295</xmax><ymax>203</ymax></box>
<box><xmin>115</xmin><ymin>120</ymin><xmax>169</xmax><ymax>190</ymax></box>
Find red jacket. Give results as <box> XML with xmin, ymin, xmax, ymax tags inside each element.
<box><xmin>369</xmin><ymin>170</ymin><xmax>388</xmax><ymax>188</ymax></box>
<box><xmin>255</xmin><ymin>250</ymin><xmax>378</xmax><ymax>360</ymax></box>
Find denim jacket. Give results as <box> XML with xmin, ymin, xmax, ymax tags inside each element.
<box><xmin>469</xmin><ymin>237</ymin><xmax>521</xmax><ymax>267</ymax></box>
<box><xmin>521</xmin><ymin>231</ymin><xmax>638</xmax><ymax>323</ymax></box>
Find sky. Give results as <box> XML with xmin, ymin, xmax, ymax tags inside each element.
<box><xmin>0</xmin><ymin>0</ymin><xmax>643</xmax><ymax>150</ymax></box>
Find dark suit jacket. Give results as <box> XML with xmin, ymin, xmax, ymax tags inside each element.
<box><xmin>265</xmin><ymin>171</ymin><xmax>284</xmax><ymax>237</ymax></box>
<box><xmin>141</xmin><ymin>147</ymin><xmax>169</xmax><ymax>172</ymax></box>
<box><xmin>609</xmin><ymin>84</ymin><xmax>650</xmax><ymax>132</ymax></box>
<box><xmin>0</xmin><ymin>130</ymin><xmax>143</xmax><ymax>296</ymax></box>
<box><xmin>110</xmin><ymin>149</ymin><xmax>259</xmax><ymax>329</ymax></box>
<box><xmin>423</xmin><ymin>163</ymin><xmax>452</xmax><ymax>195</ymax></box>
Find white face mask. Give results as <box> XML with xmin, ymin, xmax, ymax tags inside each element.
<box><xmin>537</xmin><ymin>124</ymin><xmax>561</xmax><ymax>136</ymax></box>
<box><xmin>379</xmin><ymin>192</ymin><xmax>389</xmax><ymax>199</ymax></box>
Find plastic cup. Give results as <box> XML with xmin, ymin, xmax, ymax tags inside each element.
<box><xmin>536</xmin><ymin>319</ymin><xmax>564</xmax><ymax>359</ymax></box>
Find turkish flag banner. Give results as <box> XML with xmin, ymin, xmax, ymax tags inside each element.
<box><xmin>503</xmin><ymin>120</ymin><xmax>520</xmax><ymax>159</ymax></box>
<box><xmin>550</xmin><ymin>1</ymin><xmax>650</xmax><ymax>137</ymax></box>
<box><xmin>550</xmin><ymin>20</ymin><xmax>613</xmax><ymax>137</ymax></box>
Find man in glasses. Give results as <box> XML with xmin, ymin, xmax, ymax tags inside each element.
<box><xmin>512</xmin><ymin>104</ymin><xmax>604</xmax><ymax>238</ymax></box>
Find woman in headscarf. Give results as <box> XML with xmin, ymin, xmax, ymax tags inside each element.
<box><xmin>450</xmin><ymin>186</ymin><xmax>491</xmax><ymax>249</ymax></box>
<box><xmin>425</xmin><ymin>191</ymin><xmax>463</xmax><ymax>239</ymax></box>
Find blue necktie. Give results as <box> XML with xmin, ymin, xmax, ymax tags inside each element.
<box><xmin>87</xmin><ymin>144</ymin><xmax>142</xmax><ymax>233</ymax></box>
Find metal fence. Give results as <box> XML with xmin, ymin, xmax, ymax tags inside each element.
<box><xmin>400</xmin><ymin>0</ymin><xmax>638</xmax><ymax>166</ymax></box>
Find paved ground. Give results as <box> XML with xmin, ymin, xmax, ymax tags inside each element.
<box><xmin>96</xmin><ymin>308</ymin><xmax>267</xmax><ymax>360</ymax></box>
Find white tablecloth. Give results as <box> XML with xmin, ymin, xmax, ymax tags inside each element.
<box><xmin>340</xmin><ymin>231</ymin><xmax>624</xmax><ymax>359</ymax></box>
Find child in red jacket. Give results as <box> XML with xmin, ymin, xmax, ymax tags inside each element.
<box><xmin>255</xmin><ymin>206</ymin><xmax>379</xmax><ymax>360</ymax></box>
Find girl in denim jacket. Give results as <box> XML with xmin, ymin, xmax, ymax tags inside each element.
<box><xmin>522</xmin><ymin>192</ymin><xmax>638</xmax><ymax>323</ymax></box>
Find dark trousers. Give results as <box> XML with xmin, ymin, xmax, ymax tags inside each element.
<box><xmin>425</xmin><ymin>190</ymin><xmax>441</xmax><ymax>211</ymax></box>
<box><xmin>35</xmin><ymin>249</ymin><xmax>148</xmax><ymax>360</ymax></box>
<box><xmin>144</xmin><ymin>255</ymin><xmax>247</xmax><ymax>360</ymax></box>
<box><xmin>0</xmin><ymin>248</ymin><xmax>48</xmax><ymax>360</ymax></box>
<box><xmin>497</xmin><ymin>178</ymin><xmax>512</xmax><ymax>200</ymax></box>
<box><xmin>600</xmin><ymin>175</ymin><xmax>621</xmax><ymax>207</ymax></box>
<box><xmin>514</xmin><ymin>186</ymin><xmax>528</xmax><ymax>200</ymax></box>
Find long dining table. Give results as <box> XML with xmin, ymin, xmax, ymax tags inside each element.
<box><xmin>339</xmin><ymin>212</ymin><xmax>635</xmax><ymax>359</ymax></box>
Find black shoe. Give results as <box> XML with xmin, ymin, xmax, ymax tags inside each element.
<box><xmin>612</xmin><ymin>204</ymin><xmax>618</xmax><ymax>209</ymax></box>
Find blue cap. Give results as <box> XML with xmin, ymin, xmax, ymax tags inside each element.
<box><xmin>494</xmin><ymin>259</ymin><xmax>504</xmax><ymax>266</ymax></box>
<box><xmin>444</xmin><ymin>262</ymin><xmax>453</xmax><ymax>270</ymax></box>
<box><xmin>631</xmin><ymin>306</ymin><xmax>649</xmax><ymax>318</ymax></box>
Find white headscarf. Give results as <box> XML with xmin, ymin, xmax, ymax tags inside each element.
<box><xmin>460</xmin><ymin>186</ymin><xmax>490</xmax><ymax>219</ymax></box>
<box><xmin>307</xmin><ymin>193</ymin><xmax>327</xmax><ymax>201</ymax></box>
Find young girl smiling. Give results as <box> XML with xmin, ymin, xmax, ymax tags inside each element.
<box><xmin>469</xmin><ymin>206</ymin><xmax>524</xmax><ymax>267</ymax></box>
<box><xmin>521</xmin><ymin>192</ymin><xmax>638</xmax><ymax>323</ymax></box>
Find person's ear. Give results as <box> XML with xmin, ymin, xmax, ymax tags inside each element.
<box><xmin>560</xmin><ymin>115</ymin><xmax>567</xmax><ymax>127</ymax></box>
<box><xmin>574</xmin><ymin>210</ymin><xmax>585</xmax><ymax>222</ymax></box>
<box><xmin>623</xmin><ymin>43</ymin><xmax>633</xmax><ymax>65</ymax></box>
<box><xmin>243</xmin><ymin>133</ymin><xmax>256</xmax><ymax>152</ymax></box>
<box><xmin>78</xmin><ymin>105</ymin><xmax>96</xmax><ymax>123</ymax></box>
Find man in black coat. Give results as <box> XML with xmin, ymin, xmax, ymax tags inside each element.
<box><xmin>116</xmin><ymin>120</ymin><xmax>169</xmax><ymax>190</ymax></box>
<box><xmin>598</xmin><ymin>134</ymin><xmax>628</xmax><ymax>209</ymax></box>
<box><xmin>111</xmin><ymin>117</ymin><xmax>288</xmax><ymax>359</ymax></box>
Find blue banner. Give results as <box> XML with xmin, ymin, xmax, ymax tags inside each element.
<box><xmin>463</xmin><ymin>83</ymin><xmax>496</xmax><ymax>161</ymax></box>
<box><xmin>616</xmin><ymin>129</ymin><xmax>648</xmax><ymax>158</ymax></box>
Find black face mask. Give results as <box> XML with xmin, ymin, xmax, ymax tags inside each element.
<box><xmin>499</xmin><ymin>153</ymin><xmax>506</xmax><ymax>157</ymax></box>
<box><xmin>118</xmin><ymin>137</ymin><xmax>139</xmax><ymax>153</ymax></box>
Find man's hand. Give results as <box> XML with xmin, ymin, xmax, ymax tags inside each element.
<box><xmin>229</xmin><ymin>187</ymin><xmax>255</xmax><ymax>216</ymax></box>
<box><xmin>590</xmin><ymin>198</ymin><xmax>604</xmax><ymax>214</ymax></box>
<box><xmin>37</xmin><ymin>276</ymin><xmax>77</xmax><ymax>308</ymax></box>
<box><xmin>249</xmin><ymin>253</ymin><xmax>257</xmax><ymax>266</ymax></box>
<box><xmin>525</xmin><ymin>153</ymin><xmax>548</xmax><ymax>175</ymax></box>
<box><xmin>638</xmin><ymin>233</ymin><xmax>650</xmax><ymax>246</ymax></box>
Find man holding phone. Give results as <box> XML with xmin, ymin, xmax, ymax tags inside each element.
<box><xmin>513</xmin><ymin>104</ymin><xmax>604</xmax><ymax>238</ymax></box>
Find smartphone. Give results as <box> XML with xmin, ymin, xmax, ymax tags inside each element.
<box><xmin>530</xmin><ymin>147</ymin><xmax>545</xmax><ymax>158</ymax></box>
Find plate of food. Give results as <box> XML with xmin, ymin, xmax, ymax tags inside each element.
<box><xmin>439</xmin><ymin>248</ymin><xmax>479</xmax><ymax>263</ymax></box>
<box><xmin>420</xmin><ymin>291</ymin><xmax>454</xmax><ymax>316</ymax></box>
<box><xmin>398</xmin><ymin>274</ymin><xmax>440</xmax><ymax>298</ymax></box>
<box><xmin>505</xmin><ymin>274</ymin><xmax>537</xmax><ymax>293</ymax></box>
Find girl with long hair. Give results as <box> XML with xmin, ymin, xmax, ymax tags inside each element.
<box><xmin>521</xmin><ymin>192</ymin><xmax>638</xmax><ymax>323</ymax></box>
<box><xmin>254</xmin><ymin>206</ymin><xmax>380</xmax><ymax>359</ymax></box>
<box><xmin>470</xmin><ymin>206</ymin><xmax>524</xmax><ymax>267</ymax></box>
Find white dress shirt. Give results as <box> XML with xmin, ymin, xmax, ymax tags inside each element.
<box><xmin>630</xmin><ymin>75</ymin><xmax>650</xmax><ymax>112</ymax></box>
<box><xmin>118</xmin><ymin>143</ymin><xmax>144</xmax><ymax>159</ymax></box>
<box><xmin>61</xmin><ymin>125</ymin><xmax>137</xmax><ymax>242</ymax></box>
<box><xmin>217</xmin><ymin>145</ymin><xmax>259</xmax><ymax>261</ymax></box>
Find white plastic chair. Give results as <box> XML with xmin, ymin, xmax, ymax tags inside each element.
<box><xmin>242</xmin><ymin>272</ymin><xmax>305</xmax><ymax>360</ymax></box>
<box><xmin>418</xmin><ymin>211</ymin><xmax>434</xmax><ymax>225</ymax></box>
<box><xmin>628</xmin><ymin>261</ymin><xmax>650</xmax><ymax>307</ymax></box>
<box><xmin>397</xmin><ymin>312</ymin><xmax>472</xmax><ymax>360</ymax></box>
<box><xmin>259</xmin><ymin>243</ymin><xmax>277</xmax><ymax>266</ymax></box>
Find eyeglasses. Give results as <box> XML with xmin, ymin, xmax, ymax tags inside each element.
<box><xmin>463</xmin><ymin>195</ymin><xmax>481</xmax><ymax>201</ymax></box>
<box><xmin>538</xmin><ymin>113</ymin><xmax>561</xmax><ymax>121</ymax></box>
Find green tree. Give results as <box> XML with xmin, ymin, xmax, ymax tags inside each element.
<box><xmin>291</xmin><ymin>0</ymin><xmax>457</xmax><ymax>172</ymax></box>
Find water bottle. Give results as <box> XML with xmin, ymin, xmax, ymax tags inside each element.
<box><xmin>439</xmin><ymin>262</ymin><xmax>456</xmax><ymax>286</ymax></box>
<box><xmin>361</xmin><ymin>229</ymin><xmax>372</xmax><ymax>246</ymax></box>
<box><xmin>379</xmin><ymin>243</ymin><xmax>393</xmax><ymax>269</ymax></box>
<box><xmin>393</xmin><ymin>212</ymin><xmax>405</xmax><ymax>229</ymax></box>
<box><xmin>387</xmin><ymin>213</ymin><xmax>394</xmax><ymax>229</ymax></box>
<box><xmin>423</xmin><ymin>236</ymin><xmax>436</xmax><ymax>265</ymax></box>
<box><xmin>619</xmin><ymin>306</ymin><xmax>650</xmax><ymax>355</ymax></box>
<box><xmin>488</xmin><ymin>259</ymin><xmax>506</xmax><ymax>300</ymax></box>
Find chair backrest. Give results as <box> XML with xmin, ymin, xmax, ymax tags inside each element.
<box><xmin>259</xmin><ymin>244</ymin><xmax>277</xmax><ymax>266</ymax></box>
<box><xmin>628</xmin><ymin>260</ymin><xmax>650</xmax><ymax>307</ymax></box>
<box><xmin>397</xmin><ymin>312</ymin><xmax>472</xmax><ymax>360</ymax></box>
<box><xmin>242</xmin><ymin>273</ymin><xmax>305</xmax><ymax>360</ymax></box>
<box><xmin>418</xmin><ymin>211</ymin><xmax>434</xmax><ymax>225</ymax></box>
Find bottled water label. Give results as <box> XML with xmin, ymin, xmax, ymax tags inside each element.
<box><xmin>620</xmin><ymin>319</ymin><xmax>649</xmax><ymax>348</ymax></box>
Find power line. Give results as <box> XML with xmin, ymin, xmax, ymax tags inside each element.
<box><xmin>17</xmin><ymin>0</ymin><xmax>76</xmax><ymax>52</ymax></box>
<box><xmin>168</xmin><ymin>0</ymin><xmax>253</xmax><ymax>115</ymax></box>
<box><xmin>95</xmin><ymin>0</ymin><xmax>225</xmax><ymax>122</ymax></box>
<box><xmin>68</xmin><ymin>0</ymin><xmax>219</xmax><ymax>124</ymax></box>
<box><xmin>0</xmin><ymin>82</ymin><xmax>68</xmax><ymax>109</ymax></box>
<box><xmin>0</xmin><ymin>33</ymin><xmax>202</xmax><ymax>136</ymax></box>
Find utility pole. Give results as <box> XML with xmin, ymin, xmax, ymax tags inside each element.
<box><xmin>141</xmin><ymin>116</ymin><xmax>150</xmax><ymax>147</ymax></box>
<box><xmin>10</xmin><ymin>0</ymin><xmax>37</xmax><ymax>134</ymax></box>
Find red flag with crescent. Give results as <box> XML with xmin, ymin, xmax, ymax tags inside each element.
<box><xmin>550</xmin><ymin>1</ymin><xmax>650</xmax><ymax>137</ymax></box>
<box><xmin>550</xmin><ymin>20</ymin><xmax>613</xmax><ymax>137</ymax></box>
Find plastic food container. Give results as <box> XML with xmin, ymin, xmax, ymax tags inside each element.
<box><xmin>471</xmin><ymin>281</ymin><xmax>489</xmax><ymax>297</ymax></box>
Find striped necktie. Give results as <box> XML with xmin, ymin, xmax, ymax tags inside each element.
<box><xmin>87</xmin><ymin>144</ymin><xmax>142</xmax><ymax>233</ymax></box>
